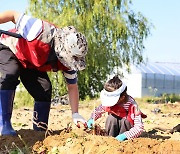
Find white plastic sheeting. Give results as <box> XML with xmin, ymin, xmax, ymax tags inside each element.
<box><xmin>131</xmin><ymin>62</ymin><xmax>180</xmax><ymax>76</ymax></box>
<box><xmin>124</xmin><ymin>62</ymin><xmax>180</xmax><ymax>98</ymax></box>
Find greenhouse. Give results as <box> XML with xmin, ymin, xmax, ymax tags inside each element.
<box><xmin>123</xmin><ymin>62</ymin><xmax>180</xmax><ymax>98</ymax></box>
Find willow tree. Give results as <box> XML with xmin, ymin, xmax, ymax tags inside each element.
<box><xmin>28</xmin><ymin>0</ymin><xmax>152</xmax><ymax>99</ymax></box>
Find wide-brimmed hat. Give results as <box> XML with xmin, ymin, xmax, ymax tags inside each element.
<box><xmin>54</xmin><ymin>26</ymin><xmax>88</xmax><ymax>71</ymax></box>
<box><xmin>100</xmin><ymin>82</ymin><xmax>127</xmax><ymax>107</ymax></box>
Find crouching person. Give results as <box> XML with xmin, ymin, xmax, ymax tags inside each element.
<box><xmin>87</xmin><ymin>75</ymin><xmax>147</xmax><ymax>141</ymax></box>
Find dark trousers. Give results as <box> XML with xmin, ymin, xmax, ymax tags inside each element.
<box><xmin>0</xmin><ymin>44</ymin><xmax>52</xmax><ymax>102</ymax></box>
<box><xmin>105</xmin><ymin>114</ymin><xmax>133</xmax><ymax>137</ymax></box>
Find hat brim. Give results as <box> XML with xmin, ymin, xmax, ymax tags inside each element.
<box><xmin>100</xmin><ymin>90</ymin><xmax>120</xmax><ymax>107</ymax></box>
<box><xmin>100</xmin><ymin>82</ymin><xmax>127</xmax><ymax>107</ymax></box>
<box><xmin>60</xmin><ymin>56</ymin><xmax>86</xmax><ymax>71</ymax></box>
<box><xmin>67</xmin><ymin>56</ymin><xmax>86</xmax><ymax>71</ymax></box>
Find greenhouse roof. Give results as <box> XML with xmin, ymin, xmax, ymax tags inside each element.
<box><xmin>130</xmin><ymin>62</ymin><xmax>180</xmax><ymax>76</ymax></box>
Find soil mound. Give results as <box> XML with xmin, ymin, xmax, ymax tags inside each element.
<box><xmin>32</xmin><ymin>128</ymin><xmax>180</xmax><ymax>154</ymax></box>
<box><xmin>0</xmin><ymin>101</ymin><xmax>180</xmax><ymax>153</ymax></box>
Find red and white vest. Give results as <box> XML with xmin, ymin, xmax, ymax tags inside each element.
<box><xmin>105</xmin><ymin>103</ymin><xmax>146</xmax><ymax>125</ymax></box>
<box><xmin>0</xmin><ymin>21</ymin><xmax>69</xmax><ymax>72</ymax></box>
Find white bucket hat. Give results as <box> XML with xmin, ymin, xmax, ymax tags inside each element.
<box><xmin>54</xmin><ymin>26</ymin><xmax>88</xmax><ymax>71</ymax></box>
<box><xmin>100</xmin><ymin>82</ymin><xmax>127</xmax><ymax>107</ymax></box>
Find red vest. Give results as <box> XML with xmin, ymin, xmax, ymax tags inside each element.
<box><xmin>0</xmin><ymin>24</ymin><xmax>69</xmax><ymax>72</ymax></box>
<box><xmin>105</xmin><ymin>104</ymin><xmax>146</xmax><ymax>125</ymax></box>
<box><xmin>16</xmin><ymin>37</ymin><xmax>69</xmax><ymax>72</ymax></box>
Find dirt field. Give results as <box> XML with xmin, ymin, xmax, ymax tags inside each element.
<box><xmin>0</xmin><ymin>99</ymin><xmax>180</xmax><ymax>154</ymax></box>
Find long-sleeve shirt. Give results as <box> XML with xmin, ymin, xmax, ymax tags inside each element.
<box><xmin>90</xmin><ymin>96</ymin><xmax>144</xmax><ymax>139</ymax></box>
<box><xmin>0</xmin><ymin>13</ymin><xmax>77</xmax><ymax>84</ymax></box>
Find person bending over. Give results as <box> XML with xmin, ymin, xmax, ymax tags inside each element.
<box><xmin>0</xmin><ymin>10</ymin><xmax>88</xmax><ymax>135</ymax></box>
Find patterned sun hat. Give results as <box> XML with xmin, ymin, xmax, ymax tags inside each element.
<box><xmin>54</xmin><ymin>26</ymin><xmax>88</xmax><ymax>71</ymax></box>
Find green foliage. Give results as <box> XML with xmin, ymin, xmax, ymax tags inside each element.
<box><xmin>162</xmin><ymin>93</ymin><xmax>180</xmax><ymax>103</ymax></box>
<box><xmin>48</xmin><ymin>72</ymin><xmax>67</xmax><ymax>98</ymax></box>
<box><xmin>27</xmin><ymin>0</ymin><xmax>152</xmax><ymax>99</ymax></box>
<box><xmin>14</xmin><ymin>85</ymin><xmax>34</xmax><ymax>108</ymax></box>
<box><xmin>9</xmin><ymin>147</ymin><xmax>30</xmax><ymax>154</ymax></box>
<box><xmin>9</xmin><ymin>149</ymin><xmax>21</xmax><ymax>154</ymax></box>
<box><xmin>138</xmin><ymin>94</ymin><xmax>180</xmax><ymax>104</ymax></box>
<box><xmin>7</xmin><ymin>141</ymin><xmax>30</xmax><ymax>154</ymax></box>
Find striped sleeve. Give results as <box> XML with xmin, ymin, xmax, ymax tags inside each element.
<box><xmin>124</xmin><ymin>115</ymin><xmax>144</xmax><ymax>139</ymax></box>
<box><xmin>122</xmin><ymin>98</ymin><xmax>144</xmax><ymax>139</ymax></box>
<box><xmin>123</xmin><ymin>101</ymin><xmax>131</xmax><ymax>110</ymax></box>
<box><xmin>90</xmin><ymin>104</ymin><xmax>106</xmax><ymax>120</ymax></box>
<box><xmin>15</xmin><ymin>13</ymin><xmax>43</xmax><ymax>41</ymax></box>
<box><xmin>63</xmin><ymin>70</ymin><xmax>77</xmax><ymax>84</ymax></box>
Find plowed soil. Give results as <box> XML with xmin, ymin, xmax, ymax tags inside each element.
<box><xmin>0</xmin><ymin>100</ymin><xmax>180</xmax><ymax>154</ymax></box>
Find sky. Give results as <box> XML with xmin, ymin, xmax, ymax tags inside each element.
<box><xmin>0</xmin><ymin>0</ymin><xmax>179</xmax><ymax>63</ymax></box>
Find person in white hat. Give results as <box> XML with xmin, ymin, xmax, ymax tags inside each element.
<box><xmin>87</xmin><ymin>75</ymin><xmax>147</xmax><ymax>141</ymax></box>
<box><xmin>0</xmin><ymin>10</ymin><xmax>88</xmax><ymax>136</ymax></box>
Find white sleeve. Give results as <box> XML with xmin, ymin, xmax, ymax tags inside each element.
<box><xmin>15</xmin><ymin>13</ymin><xmax>43</xmax><ymax>41</ymax></box>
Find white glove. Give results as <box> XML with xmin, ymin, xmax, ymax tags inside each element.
<box><xmin>72</xmin><ymin>113</ymin><xmax>87</xmax><ymax>128</ymax></box>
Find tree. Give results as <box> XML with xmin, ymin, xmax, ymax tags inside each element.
<box><xmin>28</xmin><ymin>0</ymin><xmax>152</xmax><ymax>99</ymax></box>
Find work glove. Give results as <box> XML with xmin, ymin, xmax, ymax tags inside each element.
<box><xmin>72</xmin><ymin>113</ymin><xmax>87</xmax><ymax>128</ymax></box>
<box><xmin>115</xmin><ymin>133</ymin><xmax>127</xmax><ymax>141</ymax></box>
<box><xmin>87</xmin><ymin>118</ymin><xmax>94</xmax><ymax>129</ymax></box>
